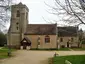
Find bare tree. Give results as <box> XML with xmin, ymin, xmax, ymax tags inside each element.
<box><xmin>0</xmin><ymin>0</ymin><xmax>15</xmax><ymax>32</ymax></box>
<box><xmin>46</xmin><ymin>0</ymin><xmax>85</xmax><ymax>26</ymax></box>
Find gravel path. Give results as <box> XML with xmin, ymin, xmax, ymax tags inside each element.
<box><xmin>0</xmin><ymin>50</ymin><xmax>85</xmax><ymax>64</ymax></box>
<box><xmin>56</xmin><ymin>51</ymin><xmax>85</xmax><ymax>56</ymax></box>
<box><xmin>0</xmin><ymin>50</ymin><xmax>55</xmax><ymax>64</ymax></box>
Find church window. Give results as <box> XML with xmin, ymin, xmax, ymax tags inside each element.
<box><xmin>16</xmin><ymin>22</ymin><xmax>19</xmax><ymax>25</ymax></box>
<box><xmin>71</xmin><ymin>38</ymin><xmax>74</xmax><ymax>42</ymax></box>
<box><xmin>16</xmin><ymin>22</ymin><xmax>19</xmax><ymax>30</ymax></box>
<box><xmin>60</xmin><ymin>38</ymin><xmax>63</xmax><ymax>42</ymax></box>
<box><xmin>38</xmin><ymin>42</ymin><xmax>40</xmax><ymax>45</ymax></box>
<box><xmin>16</xmin><ymin>10</ymin><xmax>20</xmax><ymax>17</ymax></box>
<box><xmin>17</xmin><ymin>27</ymin><xmax>18</xmax><ymax>30</ymax></box>
<box><xmin>38</xmin><ymin>36</ymin><xmax>40</xmax><ymax>45</ymax></box>
<box><xmin>45</xmin><ymin>35</ymin><xmax>50</xmax><ymax>43</ymax></box>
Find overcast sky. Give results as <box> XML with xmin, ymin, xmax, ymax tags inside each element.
<box><xmin>16</xmin><ymin>0</ymin><xmax>57</xmax><ymax>24</ymax></box>
<box><xmin>15</xmin><ymin>0</ymin><xmax>85</xmax><ymax>30</ymax></box>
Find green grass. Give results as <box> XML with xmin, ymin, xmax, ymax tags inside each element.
<box><xmin>0</xmin><ymin>47</ymin><xmax>16</xmax><ymax>59</ymax></box>
<box><xmin>30</xmin><ymin>48</ymin><xmax>85</xmax><ymax>51</ymax></box>
<box><xmin>53</xmin><ymin>55</ymin><xmax>85</xmax><ymax>64</ymax></box>
<box><xmin>57</xmin><ymin>48</ymin><xmax>70</xmax><ymax>51</ymax></box>
<box><xmin>70</xmin><ymin>48</ymin><xmax>85</xmax><ymax>51</ymax></box>
<box><xmin>30</xmin><ymin>48</ymin><xmax>70</xmax><ymax>51</ymax></box>
<box><xmin>30</xmin><ymin>48</ymin><xmax>58</xmax><ymax>51</ymax></box>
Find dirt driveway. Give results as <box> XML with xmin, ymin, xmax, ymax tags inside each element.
<box><xmin>0</xmin><ymin>50</ymin><xmax>55</xmax><ymax>64</ymax></box>
<box><xmin>0</xmin><ymin>50</ymin><xmax>85</xmax><ymax>64</ymax></box>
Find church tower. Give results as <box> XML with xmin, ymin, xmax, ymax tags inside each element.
<box><xmin>7</xmin><ymin>3</ymin><xmax>29</xmax><ymax>48</ymax></box>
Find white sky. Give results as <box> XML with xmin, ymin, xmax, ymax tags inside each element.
<box><xmin>15</xmin><ymin>0</ymin><xmax>85</xmax><ymax>30</ymax></box>
<box><xmin>16</xmin><ymin>0</ymin><xmax>57</xmax><ymax>24</ymax></box>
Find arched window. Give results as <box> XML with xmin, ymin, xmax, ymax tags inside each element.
<box><xmin>71</xmin><ymin>38</ymin><xmax>74</xmax><ymax>42</ymax></box>
<box><xmin>16</xmin><ymin>27</ymin><xmax>18</xmax><ymax>30</ymax></box>
<box><xmin>16</xmin><ymin>10</ymin><xmax>20</xmax><ymax>17</ymax></box>
<box><xmin>45</xmin><ymin>35</ymin><xmax>50</xmax><ymax>43</ymax></box>
<box><xmin>16</xmin><ymin>22</ymin><xmax>19</xmax><ymax>25</ymax></box>
<box><xmin>38</xmin><ymin>36</ymin><xmax>40</xmax><ymax>45</ymax></box>
<box><xmin>60</xmin><ymin>38</ymin><xmax>63</xmax><ymax>42</ymax></box>
<box><xmin>16</xmin><ymin>22</ymin><xmax>19</xmax><ymax>30</ymax></box>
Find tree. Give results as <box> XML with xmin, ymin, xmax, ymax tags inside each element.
<box><xmin>0</xmin><ymin>0</ymin><xmax>16</xmax><ymax>32</ymax></box>
<box><xmin>0</xmin><ymin>32</ymin><xmax>7</xmax><ymax>46</ymax></box>
<box><xmin>47</xmin><ymin>0</ymin><xmax>85</xmax><ymax>26</ymax></box>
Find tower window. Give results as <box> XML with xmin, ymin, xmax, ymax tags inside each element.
<box><xmin>60</xmin><ymin>38</ymin><xmax>63</xmax><ymax>42</ymax></box>
<box><xmin>16</xmin><ymin>22</ymin><xmax>19</xmax><ymax>25</ymax></box>
<box><xmin>17</xmin><ymin>27</ymin><xmax>18</xmax><ymax>30</ymax></box>
<box><xmin>45</xmin><ymin>35</ymin><xmax>50</xmax><ymax>43</ymax></box>
<box><xmin>16</xmin><ymin>10</ymin><xmax>20</xmax><ymax>17</ymax></box>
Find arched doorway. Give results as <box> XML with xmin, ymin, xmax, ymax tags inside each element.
<box><xmin>67</xmin><ymin>42</ymin><xmax>69</xmax><ymax>47</ymax></box>
<box><xmin>20</xmin><ymin>37</ymin><xmax>31</xmax><ymax>49</ymax></box>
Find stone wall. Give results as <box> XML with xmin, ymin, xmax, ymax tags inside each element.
<box><xmin>7</xmin><ymin>33</ymin><xmax>20</xmax><ymax>47</ymax></box>
<box><xmin>25</xmin><ymin>35</ymin><xmax>57</xmax><ymax>49</ymax></box>
<box><xmin>58</xmin><ymin>36</ymin><xmax>79</xmax><ymax>48</ymax></box>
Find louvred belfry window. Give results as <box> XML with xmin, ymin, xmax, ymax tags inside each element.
<box><xmin>16</xmin><ymin>10</ymin><xmax>20</xmax><ymax>17</ymax></box>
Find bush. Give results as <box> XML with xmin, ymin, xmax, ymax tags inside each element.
<box><xmin>82</xmin><ymin>40</ymin><xmax>85</xmax><ymax>44</ymax></box>
<box><xmin>0</xmin><ymin>32</ymin><xmax>7</xmax><ymax>46</ymax></box>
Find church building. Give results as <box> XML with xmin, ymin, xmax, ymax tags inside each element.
<box><xmin>7</xmin><ymin>3</ymin><xmax>79</xmax><ymax>49</ymax></box>
<box><xmin>7</xmin><ymin>3</ymin><xmax>58</xmax><ymax>49</ymax></box>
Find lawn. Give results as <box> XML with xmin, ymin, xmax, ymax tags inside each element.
<box><xmin>53</xmin><ymin>55</ymin><xmax>85</xmax><ymax>64</ymax></box>
<box><xmin>70</xmin><ymin>48</ymin><xmax>85</xmax><ymax>51</ymax></box>
<box><xmin>0</xmin><ymin>47</ymin><xmax>16</xmax><ymax>59</ymax></box>
<box><xmin>30</xmin><ymin>48</ymin><xmax>70</xmax><ymax>51</ymax></box>
<box><xmin>57</xmin><ymin>48</ymin><xmax>70</xmax><ymax>51</ymax></box>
